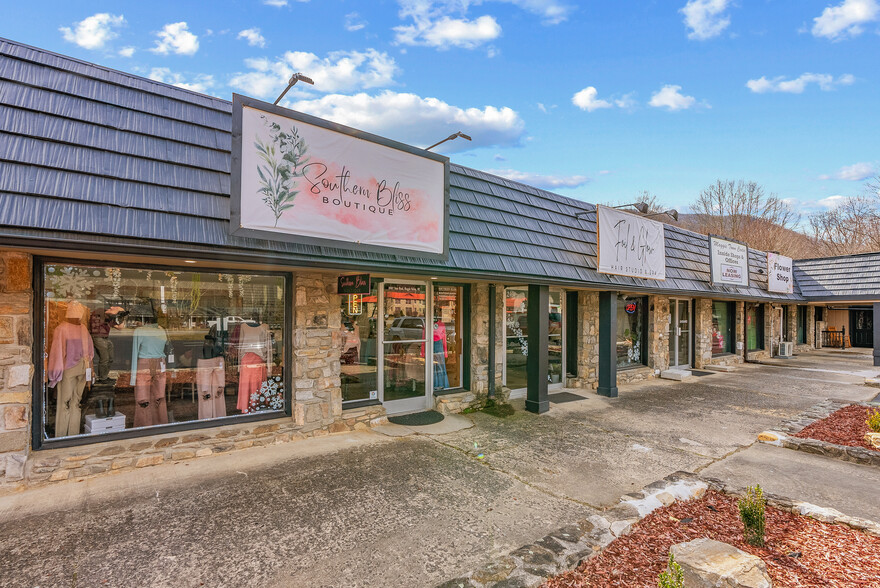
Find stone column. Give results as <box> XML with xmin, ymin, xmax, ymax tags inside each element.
<box><xmin>526</xmin><ymin>284</ymin><xmax>549</xmax><ymax>413</ymax></box>
<box><xmin>568</xmin><ymin>291</ymin><xmax>599</xmax><ymax>390</ymax></box>
<box><xmin>806</xmin><ymin>306</ymin><xmax>816</xmax><ymax>348</ymax></box>
<box><xmin>649</xmin><ymin>296</ymin><xmax>670</xmax><ymax>371</ymax></box>
<box><xmin>693</xmin><ymin>298</ymin><xmax>713</xmax><ymax>369</ymax></box>
<box><xmin>735</xmin><ymin>301</ymin><xmax>745</xmax><ymax>357</ymax></box>
<box><xmin>0</xmin><ymin>251</ymin><xmax>34</xmax><ymax>488</ymax></box>
<box><xmin>785</xmin><ymin>304</ymin><xmax>798</xmax><ymax>343</ymax></box>
<box><xmin>470</xmin><ymin>284</ymin><xmax>490</xmax><ymax>396</ymax></box>
<box><xmin>597</xmin><ymin>291</ymin><xmax>618</xmax><ymax>398</ymax></box>
<box><xmin>293</xmin><ymin>273</ymin><xmax>342</xmax><ymax>433</ymax></box>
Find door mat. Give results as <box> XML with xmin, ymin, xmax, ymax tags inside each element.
<box><xmin>549</xmin><ymin>392</ymin><xmax>589</xmax><ymax>404</ymax></box>
<box><xmin>388</xmin><ymin>410</ymin><xmax>444</xmax><ymax>426</ymax></box>
<box><xmin>689</xmin><ymin>370</ymin><xmax>715</xmax><ymax>377</ymax></box>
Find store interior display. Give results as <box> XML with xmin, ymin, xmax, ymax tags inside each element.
<box><xmin>41</xmin><ymin>264</ymin><xmax>286</xmax><ymax>440</ymax></box>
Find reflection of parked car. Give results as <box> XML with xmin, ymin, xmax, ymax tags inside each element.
<box><xmin>388</xmin><ymin>317</ymin><xmax>425</xmax><ymax>341</ymax></box>
<box><xmin>207</xmin><ymin>316</ymin><xmax>254</xmax><ymax>331</ymax></box>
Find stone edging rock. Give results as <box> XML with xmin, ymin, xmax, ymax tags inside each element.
<box><xmin>757</xmin><ymin>398</ymin><xmax>880</xmax><ymax>468</ymax></box>
<box><xmin>434</xmin><ymin>471</ymin><xmax>708</xmax><ymax>588</ymax></box>
<box><xmin>435</xmin><ymin>469</ymin><xmax>880</xmax><ymax>588</ymax></box>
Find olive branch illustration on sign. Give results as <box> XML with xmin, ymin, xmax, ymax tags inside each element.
<box><xmin>254</xmin><ymin>115</ymin><xmax>309</xmax><ymax>227</ymax></box>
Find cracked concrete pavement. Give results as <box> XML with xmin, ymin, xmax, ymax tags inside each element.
<box><xmin>1</xmin><ymin>349</ymin><xmax>877</xmax><ymax>587</ymax></box>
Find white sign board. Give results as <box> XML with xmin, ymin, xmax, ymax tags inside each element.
<box><xmin>767</xmin><ymin>252</ymin><xmax>793</xmax><ymax>294</ymax></box>
<box><xmin>710</xmin><ymin>237</ymin><xmax>749</xmax><ymax>286</ymax></box>
<box><xmin>231</xmin><ymin>95</ymin><xmax>448</xmax><ymax>258</ymax></box>
<box><xmin>597</xmin><ymin>206</ymin><xmax>666</xmax><ymax>280</ymax></box>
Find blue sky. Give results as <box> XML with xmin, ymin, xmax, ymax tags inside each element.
<box><xmin>2</xmin><ymin>0</ymin><xmax>879</xmax><ymax>216</ymax></box>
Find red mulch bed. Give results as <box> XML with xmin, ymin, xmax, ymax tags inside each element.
<box><xmin>543</xmin><ymin>490</ymin><xmax>880</xmax><ymax>588</ymax></box>
<box><xmin>794</xmin><ymin>405</ymin><xmax>877</xmax><ymax>452</ymax></box>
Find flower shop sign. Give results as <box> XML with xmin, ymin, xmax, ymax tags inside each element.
<box><xmin>767</xmin><ymin>252</ymin><xmax>793</xmax><ymax>294</ymax></box>
<box><xmin>231</xmin><ymin>95</ymin><xmax>449</xmax><ymax>259</ymax></box>
<box><xmin>597</xmin><ymin>205</ymin><xmax>666</xmax><ymax>280</ymax></box>
<box><xmin>709</xmin><ymin>236</ymin><xmax>749</xmax><ymax>286</ymax></box>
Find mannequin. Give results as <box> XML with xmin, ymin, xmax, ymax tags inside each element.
<box><xmin>48</xmin><ymin>301</ymin><xmax>94</xmax><ymax>437</ymax></box>
<box><xmin>432</xmin><ymin>316</ymin><xmax>449</xmax><ymax>390</ymax></box>
<box><xmin>130</xmin><ymin>314</ymin><xmax>169</xmax><ymax>427</ymax></box>
<box><xmin>236</xmin><ymin>322</ymin><xmax>273</xmax><ymax>413</ymax></box>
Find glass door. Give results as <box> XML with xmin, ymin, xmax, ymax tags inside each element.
<box><xmin>668</xmin><ymin>299</ymin><xmax>692</xmax><ymax>368</ymax></box>
<box><xmin>549</xmin><ymin>289</ymin><xmax>564</xmax><ymax>389</ymax></box>
<box><xmin>504</xmin><ymin>288</ymin><xmax>529</xmax><ymax>394</ymax></box>
<box><xmin>380</xmin><ymin>281</ymin><xmax>431</xmax><ymax>414</ymax></box>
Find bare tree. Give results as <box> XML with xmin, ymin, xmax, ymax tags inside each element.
<box><xmin>603</xmin><ymin>191</ymin><xmax>667</xmax><ymax>215</ymax></box>
<box><xmin>808</xmin><ymin>176</ymin><xmax>880</xmax><ymax>256</ymax></box>
<box><xmin>684</xmin><ymin>180</ymin><xmax>815</xmax><ymax>257</ymax></box>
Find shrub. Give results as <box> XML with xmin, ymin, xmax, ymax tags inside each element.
<box><xmin>739</xmin><ymin>485</ymin><xmax>766</xmax><ymax>547</ymax></box>
<box><xmin>658</xmin><ymin>552</ymin><xmax>684</xmax><ymax>588</ymax></box>
<box><xmin>866</xmin><ymin>408</ymin><xmax>880</xmax><ymax>433</ymax></box>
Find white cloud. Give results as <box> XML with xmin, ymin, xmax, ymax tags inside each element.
<box><xmin>648</xmin><ymin>85</ymin><xmax>699</xmax><ymax>111</ymax></box>
<box><xmin>148</xmin><ymin>67</ymin><xmax>215</xmax><ymax>94</ymax></box>
<box><xmin>151</xmin><ymin>22</ymin><xmax>199</xmax><ymax>56</ymax></box>
<box><xmin>396</xmin><ymin>15</ymin><xmax>501</xmax><ymax>49</ymax></box>
<box><xmin>494</xmin><ymin>153</ymin><xmax>507</xmax><ymax>161</ymax></box>
<box><xmin>237</xmin><ymin>28</ymin><xmax>266</xmax><ymax>48</ymax></box>
<box><xmin>681</xmin><ymin>0</ymin><xmax>732</xmax><ymax>40</ymax></box>
<box><xmin>287</xmin><ymin>91</ymin><xmax>525</xmax><ymax>152</ymax></box>
<box><xmin>488</xmin><ymin>169</ymin><xmax>590</xmax><ymax>189</ymax></box>
<box><xmin>614</xmin><ymin>92</ymin><xmax>637</xmax><ymax>109</ymax></box>
<box><xmin>345</xmin><ymin>12</ymin><xmax>368</xmax><ymax>31</ymax></box>
<box><xmin>812</xmin><ymin>0</ymin><xmax>879</xmax><ymax>40</ymax></box>
<box><xmin>746</xmin><ymin>73</ymin><xmax>855</xmax><ymax>93</ymax></box>
<box><xmin>818</xmin><ymin>162</ymin><xmax>876</xmax><ymax>181</ymax></box>
<box><xmin>118</xmin><ymin>46</ymin><xmax>135</xmax><ymax>58</ymax></box>
<box><xmin>59</xmin><ymin>13</ymin><xmax>125</xmax><ymax>50</ymax></box>
<box><xmin>572</xmin><ymin>87</ymin><xmax>612</xmax><ymax>112</ymax></box>
<box><xmin>264</xmin><ymin>0</ymin><xmax>288</xmax><ymax>5</ymax></box>
<box><xmin>229</xmin><ymin>49</ymin><xmax>399</xmax><ymax>98</ymax></box>
<box><xmin>817</xmin><ymin>195</ymin><xmax>849</xmax><ymax>208</ymax></box>
<box><xmin>499</xmin><ymin>0</ymin><xmax>573</xmax><ymax>25</ymax></box>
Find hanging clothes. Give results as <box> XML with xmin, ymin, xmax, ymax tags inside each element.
<box><xmin>236</xmin><ymin>323</ymin><xmax>273</xmax><ymax>413</ymax></box>
<box><xmin>197</xmin><ymin>357</ymin><xmax>226</xmax><ymax>419</ymax></box>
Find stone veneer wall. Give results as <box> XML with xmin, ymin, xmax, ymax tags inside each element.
<box><xmin>567</xmin><ymin>291</ymin><xmax>599</xmax><ymax>390</ymax></box>
<box><xmin>806</xmin><ymin>306</ymin><xmax>816</xmax><ymax>349</ymax></box>
<box><xmin>648</xmin><ymin>295</ymin><xmax>670</xmax><ymax>372</ymax></box>
<box><xmin>693</xmin><ymin>298</ymin><xmax>713</xmax><ymax>369</ymax></box>
<box><xmin>0</xmin><ymin>251</ymin><xmax>33</xmax><ymax>486</ymax></box>
<box><xmin>469</xmin><ymin>283</ymin><xmax>503</xmax><ymax>401</ymax></box>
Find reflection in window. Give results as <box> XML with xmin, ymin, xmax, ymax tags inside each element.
<box><xmin>42</xmin><ymin>263</ymin><xmax>286</xmax><ymax>440</ymax></box>
<box><xmin>340</xmin><ymin>282</ymin><xmax>379</xmax><ymax>403</ymax></box>
<box><xmin>712</xmin><ymin>301</ymin><xmax>734</xmax><ymax>354</ymax></box>
<box><xmin>505</xmin><ymin>288</ymin><xmax>528</xmax><ymax>391</ymax></box>
<box><xmin>616</xmin><ymin>295</ymin><xmax>646</xmax><ymax>368</ymax></box>
<box><xmin>746</xmin><ymin>304</ymin><xmax>764</xmax><ymax>350</ymax></box>
<box><xmin>433</xmin><ymin>286</ymin><xmax>462</xmax><ymax>390</ymax></box>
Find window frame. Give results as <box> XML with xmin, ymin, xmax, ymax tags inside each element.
<box><xmin>711</xmin><ymin>300</ymin><xmax>736</xmax><ymax>356</ymax></box>
<box><xmin>431</xmin><ymin>282</ymin><xmax>471</xmax><ymax>395</ymax></box>
<box><xmin>796</xmin><ymin>305</ymin><xmax>807</xmax><ymax>345</ymax></box>
<box><xmin>32</xmin><ymin>256</ymin><xmax>293</xmax><ymax>451</ymax></box>
<box><xmin>616</xmin><ymin>294</ymin><xmax>648</xmax><ymax>370</ymax></box>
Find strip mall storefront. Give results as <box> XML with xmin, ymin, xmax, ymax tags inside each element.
<box><xmin>1</xmin><ymin>38</ymin><xmax>877</xmax><ymax>491</ymax></box>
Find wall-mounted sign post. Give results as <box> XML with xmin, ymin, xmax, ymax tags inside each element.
<box><xmin>709</xmin><ymin>236</ymin><xmax>749</xmax><ymax>286</ymax></box>
<box><xmin>231</xmin><ymin>94</ymin><xmax>449</xmax><ymax>259</ymax></box>
<box><xmin>767</xmin><ymin>252</ymin><xmax>793</xmax><ymax>294</ymax></box>
<box><xmin>596</xmin><ymin>205</ymin><xmax>666</xmax><ymax>280</ymax></box>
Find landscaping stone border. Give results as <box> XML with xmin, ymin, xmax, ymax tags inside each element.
<box><xmin>435</xmin><ymin>467</ymin><xmax>880</xmax><ymax>588</ymax></box>
<box><xmin>757</xmin><ymin>398</ymin><xmax>880</xmax><ymax>467</ymax></box>
<box><xmin>434</xmin><ymin>471</ymin><xmax>709</xmax><ymax>588</ymax></box>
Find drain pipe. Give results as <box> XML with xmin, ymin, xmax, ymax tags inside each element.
<box><xmin>488</xmin><ymin>283</ymin><xmax>496</xmax><ymax>400</ymax></box>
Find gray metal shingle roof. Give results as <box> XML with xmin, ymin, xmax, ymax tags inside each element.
<box><xmin>0</xmin><ymin>37</ymin><xmax>874</xmax><ymax>302</ymax></box>
<box><xmin>793</xmin><ymin>253</ymin><xmax>880</xmax><ymax>300</ymax></box>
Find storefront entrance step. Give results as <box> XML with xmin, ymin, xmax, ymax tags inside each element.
<box><xmin>706</xmin><ymin>365</ymin><xmax>737</xmax><ymax>373</ymax></box>
<box><xmin>661</xmin><ymin>369</ymin><xmax>693</xmax><ymax>381</ymax></box>
<box><xmin>373</xmin><ymin>414</ymin><xmax>474</xmax><ymax>437</ymax></box>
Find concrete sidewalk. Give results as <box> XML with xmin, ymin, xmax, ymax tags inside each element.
<box><xmin>1</xmin><ymin>353</ymin><xmax>878</xmax><ymax>587</ymax></box>
<box><xmin>701</xmin><ymin>443</ymin><xmax>880</xmax><ymax>522</ymax></box>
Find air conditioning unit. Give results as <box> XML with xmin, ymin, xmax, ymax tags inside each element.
<box><xmin>778</xmin><ymin>341</ymin><xmax>794</xmax><ymax>357</ymax></box>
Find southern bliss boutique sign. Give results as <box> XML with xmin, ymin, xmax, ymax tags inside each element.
<box><xmin>767</xmin><ymin>252</ymin><xmax>793</xmax><ymax>294</ymax></box>
<box><xmin>597</xmin><ymin>206</ymin><xmax>666</xmax><ymax>280</ymax></box>
<box><xmin>230</xmin><ymin>95</ymin><xmax>449</xmax><ymax>259</ymax></box>
<box><xmin>709</xmin><ymin>236</ymin><xmax>749</xmax><ymax>286</ymax></box>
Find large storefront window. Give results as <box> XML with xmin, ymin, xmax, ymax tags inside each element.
<box><xmin>340</xmin><ymin>281</ymin><xmax>379</xmax><ymax>403</ymax></box>
<box><xmin>40</xmin><ymin>262</ymin><xmax>287</xmax><ymax>441</ymax></box>
<box><xmin>797</xmin><ymin>306</ymin><xmax>807</xmax><ymax>345</ymax></box>
<box><xmin>712</xmin><ymin>301</ymin><xmax>735</xmax><ymax>354</ymax></box>
<box><xmin>746</xmin><ymin>303</ymin><xmax>764</xmax><ymax>351</ymax></box>
<box><xmin>616</xmin><ymin>295</ymin><xmax>647</xmax><ymax>368</ymax></box>
<box><xmin>433</xmin><ymin>286</ymin><xmax>462</xmax><ymax>390</ymax></box>
<box><xmin>505</xmin><ymin>288</ymin><xmax>529</xmax><ymax>391</ymax></box>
